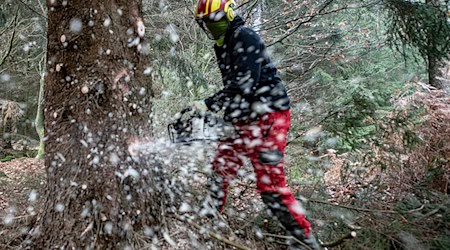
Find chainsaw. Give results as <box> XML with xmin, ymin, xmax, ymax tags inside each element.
<box><xmin>168</xmin><ymin>107</ymin><xmax>234</xmax><ymax>144</ymax></box>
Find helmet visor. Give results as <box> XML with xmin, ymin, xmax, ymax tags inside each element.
<box><xmin>196</xmin><ymin>12</ymin><xmax>228</xmax><ymax>40</ymax></box>
<box><xmin>196</xmin><ymin>19</ymin><xmax>214</xmax><ymax>40</ymax></box>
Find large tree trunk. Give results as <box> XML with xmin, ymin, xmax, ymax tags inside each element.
<box><xmin>28</xmin><ymin>0</ymin><xmax>160</xmax><ymax>248</ymax></box>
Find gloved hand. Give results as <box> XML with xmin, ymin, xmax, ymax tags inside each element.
<box><xmin>192</xmin><ymin>100</ymin><xmax>208</xmax><ymax>112</ymax></box>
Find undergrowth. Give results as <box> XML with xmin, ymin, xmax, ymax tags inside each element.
<box><xmin>288</xmin><ymin>86</ymin><xmax>450</xmax><ymax>249</ymax></box>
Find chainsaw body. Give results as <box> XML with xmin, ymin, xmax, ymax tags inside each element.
<box><xmin>168</xmin><ymin>108</ymin><xmax>234</xmax><ymax>144</ymax></box>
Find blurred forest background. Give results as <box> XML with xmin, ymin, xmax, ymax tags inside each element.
<box><xmin>0</xmin><ymin>0</ymin><xmax>449</xmax><ymax>249</ymax></box>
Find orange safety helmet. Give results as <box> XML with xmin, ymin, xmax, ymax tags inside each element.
<box><xmin>195</xmin><ymin>0</ymin><xmax>236</xmax><ymax>22</ymax></box>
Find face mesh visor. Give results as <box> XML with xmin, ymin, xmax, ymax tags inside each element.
<box><xmin>196</xmin><ymin>11</ymin><xmax>227</xmax><ymax>40</ymax></box>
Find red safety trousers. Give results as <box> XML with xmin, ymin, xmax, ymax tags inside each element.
<box><xmin>208</xmin><ymin>109</ymin><xmax>314</xmax><ymax>245</ymax></box>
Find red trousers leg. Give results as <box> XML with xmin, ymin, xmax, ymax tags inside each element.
<box><xmin>246</xmin><ymin>110</ymin><xmax>312</xmax><ymax>238</ymax></box>
<box><xmin>209</xmin><ymin>110</ymin><xmax>313</xmax><ymax>240</ymax></box>
<box><xmin>210</xmin><ymin>142</ymin><xmax>243</xmax><ymax>212</ymax></box>
<box><xmin>209</xmin><ymin>110</ymin><xmax>319</xmax><ymax>248</ymax></box>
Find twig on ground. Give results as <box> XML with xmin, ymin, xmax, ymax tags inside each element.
<box><xmin>309</xmin><ymin>199</ymin><xmax>427</xmax><ymax>215</ymax></box>
<box><xmin>236</xmin><ymin>211</ymin><xmax>262</xmax><ymax>231</ymax></box>
<box><xmin>345</xmin><ymin>222</ymin><xmax>362</xmax><ymax>231</ymax></box>
<box><xmin>0</xmin><ymin>214</ymin><xmax>34</xmax><ymax>224</ymax></box>
<box><xmin>309</xmin><ymin>199</ymin><xmax>398</xmax><ymax>213</ymax></box>
<box><xmin>322</xmin><ymin>231</ymin><xmax>357</xmax><ymax>248</ymax></box>
<box><xmin>79</xmin><ymin>222</ymin><xmax>94</xmax><ymax>238</ymax></box>
<box><xmin>407</xmin><ymin>204</ymin><xmax>425</xmax><ymax>214</ymax></box>
<box><xmin>417</xmin><ymin>208</ymin><xmax>440</xmax><ymax>220</ymax></box>
<box><xmin>188</xmin><ymin>219</ymin><xmax>251</xmax><ymax>250</ymax></box>
<box><xmin>262</xmin><ymin>232</ymin><xmax>291</xmax><ymax>239</ymax></box>
<box><xmin>174</xmin><ymin>215</ymin><xmax>252</xmax><ymax>250</ymax></box>
<box><xmin>262</xmin><ymin>233</ymin><xmax>312</xmax><ymax>250</ymax></box>
<box><xmin>0</xmin><ymin>243</ymin><xmax>12</xmax><ymax>250</ymax></box>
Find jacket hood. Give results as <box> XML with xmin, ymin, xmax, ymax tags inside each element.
<box><xmin>224</xmin><ymin>16</ymin><xmax>245</xmax><ymax>43</ymax></box>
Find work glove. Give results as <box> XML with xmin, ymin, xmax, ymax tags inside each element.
<box><xmin>192</xmin><ymin>100</ymin><xmax>208</xmax><ymax>112</ymax></box>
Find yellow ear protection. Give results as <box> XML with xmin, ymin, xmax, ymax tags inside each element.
<box><xmin>225</xmin><ymin>2</ymin><xmax>235</xmax><ymax>22</ymax></box>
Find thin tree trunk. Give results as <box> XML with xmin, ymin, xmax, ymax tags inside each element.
<box><xmin>252</xmin><ymin>1</ymin><xmax>263</xmax><ymax>34</ymax></box>
<box><xmin>428</xmin><ymin>54</ymin><xmax>445</xmax><ymax>89</ymax></box>
<box><xmin>35</xmin><ymin>73</ymin><xmax>44</xmax><ymax>159</ymax></box>
<box><xmin>28</xmin><ymin>0</ymin><xmax>158</xmax><ymax>248</ymax></box>
<box><xmin>426</xmin><ymin>0</ymin><xmax>445</xmax><ymax>89</ymax></box>
<box><xmin>443</xmin><ymin>61</ymin><xmax>450</xmax><ymax>91</ymax></box>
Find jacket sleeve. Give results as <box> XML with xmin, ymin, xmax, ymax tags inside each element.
<box><xmin>205</xmin><ymin>28</ymin><xmax>264</xmax><ymax>112</ymax></box>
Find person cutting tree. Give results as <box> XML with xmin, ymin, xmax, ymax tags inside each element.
<box><xmin>192</xmin><ymin>0</ymin><xmax>321</xmax><ymax>249</ymax></box>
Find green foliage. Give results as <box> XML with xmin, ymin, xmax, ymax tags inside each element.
<box><xmin>394</xmin><ymin>189</ymin><xmax>450</xmax><ymax>249</ymax></box>
<box><xmin>288</xmin><ymin>154</ymin><xmax>324</xmax><ymax>181</ymax></box>
<box><xmin>149</xmin><ymin>37</ymin><xmax>214</xmax><ymax>92</ymax></box>
<box><xmin>385</xmin><ymin>0</ymin><xmax>450</xmax><ymax>61</ymax></box>
<box><xmin>0</xmin><ymin>155</ymin><xmax>15</xmax><ymax>162</ymax></box>
<box><xmin>275</xmin><ymin>1</ymin><xmax>427</xmax><ymax>154</ymax></box>
<box><xmin>147</xmin><ymin>34</ymin><xmax>222</xmax><ymax>135</ymax></box>
<box><xmin>317</xmin><ymin>47</ymin><xmax>423</xmax><ymax>152</ymax></box>
<box><xmin>433</xmin><ymin>236</ymin><xmax>450</xmax><ymax>250</ymax></box>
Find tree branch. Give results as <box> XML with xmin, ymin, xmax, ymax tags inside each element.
<box><xmin>322</xmin><ymin>231</ymin><xmax>357</xmax><ymax>248</ymax></box>
<box><xmin>268</xmin><ymin>0</ymin><xmax>336</xmax><ymax>47</ymax></box>
<box><xmin>308</xmin><ymin>199</ymin><xmax>429</xmax><ymax>215</ymax></box>
<box><xmin>236</xmin><ymin>0</ymin><xmax>258</xmax><ymax>10</ymax></box>
<box><xmin>262</xmin><ymin>233</ymin><xmax>314</xmax><ymax>250</ymax></box>
<box><xmin>0</xmin><ymin>16</ymin><xmax>15</xmax><ymax>37</ymax></box>
<box><xmin>184</xmin><ymin>218</ymin><xmax>252</xmax><ymax>250</ymax></box>
<box><xmin>0</xmin><ymin>8</ymin><xmax>18</xmax><ymax>68</ymax></box>
<box><xmin>286</xmin><ymin>98</ymin><xmax>353</xmax><ymax>146</ymax></box>
<box><xmin>263</xmin><ymin>0</ymin><xmax>382</xmax><ymax>33</ymax></box>
<box><xmin>14</xmin><ymin>0</ymin><xmax>47</xmax><ymax>20</ymax></box>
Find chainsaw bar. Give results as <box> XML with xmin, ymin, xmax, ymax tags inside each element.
<box><xmin>168</xmin><ymin>107</ymin><xmax>234</xmax><ymax>144</ymax></box>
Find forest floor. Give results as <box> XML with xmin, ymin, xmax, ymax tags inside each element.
<box><xmin>0</xmin><ymin>158</ymin><xmax>44</xmax><ymax>211</ymax></box>
<box><xmin>0</xmin><ymin>157</ymin><xmax>449</xmax><ymax>250</ymax></box>
<box><xmin>0</xmin><ymin>158</ymin><xmax>45</xmax><ymax>249</ymax></box>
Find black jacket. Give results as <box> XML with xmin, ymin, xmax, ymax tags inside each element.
<box><xmin>204</xmin><ymin>16</ymin><xmax>290</xmax><ymax>122</ymax></box>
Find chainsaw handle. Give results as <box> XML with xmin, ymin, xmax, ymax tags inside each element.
<box><xmin>179</xmin><ymin>107</ymin><xmax>193</xmax><ymax>115</ymax></box>
<box><xmin>174</xmin><ymin>107</ymin><xmax>195</xmax><ymax>122</ymax></box>
<box><xmin>168</xmin><ymin>107</ymin><xmax>194</xmax><ymax>143</ymax></box>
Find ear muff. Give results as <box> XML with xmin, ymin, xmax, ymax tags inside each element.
<box><xmin>225</xmin><ymin>1</ymin><xmax>235</xmax><ymax>22</ymax></box>
<box><xmin>227</xmin><ymin>8</ymin><xmax>234</xmax><ymax>22</ymax></box>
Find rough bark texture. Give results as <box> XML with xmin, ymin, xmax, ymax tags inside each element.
<box><xmin>28</xmin><ymin>0</ymin><xmax>160</xmax><ymax>248</ymax></box>
<box><xmin>428</xmin><ymin>55</ymin><xmax>445</xmax><ymax>89</ymax></box>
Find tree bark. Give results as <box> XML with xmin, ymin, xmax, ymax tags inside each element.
<box><xmin>28</xmin><ymin>0</ymin><xmax>159</xmax><ymax>248</ymax></box>
<box><xmin>428</xmin><ymin>55</ymin><xmax>445</xmax><ymax>89</ymax></box>
<box><xmin>426</xmin><ymin>0</ymin><xmax>445</xmax><ymax>89</ymax></box>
